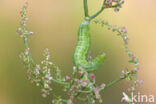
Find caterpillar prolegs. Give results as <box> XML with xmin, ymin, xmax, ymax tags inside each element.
<box><xmin>73</xmin><ymin>21</ymin><xmax>106</xmax><ymax>72</ymax></box>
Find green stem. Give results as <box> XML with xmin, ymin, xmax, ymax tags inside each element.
<box><xmin>24</xmin><ymin>36</ymin><xmax>35</xmax><ymax>67</ymax></box>
<box><xmin>76</xmin><ymin>97</ymin><xmax>87</xmax><ymax>101</ymax></box>
<box><xmin>24</xmin><ymin>37</ymin><xmax>29</xmax><ymax>49</ymax></box>
<box><xmin>52</xmin><ymin>93</ymin><xmax>68</xmax><ymax>103</ymax></box>
<box><xmin>105</xmin><ymin>78</ymin><xmax>123</xmax><ymax>88</ymax></box>
<box><xmin>89</xmin><ymin>0</ymin><xmax>106</xmax><ymax>20</ymax></box>
<box><xmin>89</xmin><ymin>1</ymin><xmax>119</xmax><ymax>20</ymax></box>
<box><xmin>83</xmin><ymin>0</ymin><xmax>89</xmax><ymax>17</ymax></box>
<box><xmin>52</xmin><ymin>79</ymin><xmax>69</xmax><ymax>86</ymax></box>
<box><xmin>23</xmin><ymin>35</ymin><xmax>69</xmax><ymax>86</ymax></box>
<box><xmin>77</xmin><ymin>90</ymin><xmax>92</xmax><ymax>93</ymax></box>
<box><xmin>102</xmin><ymin>71</ymin><xmax>136</xmax><ymax>90</ymax></box>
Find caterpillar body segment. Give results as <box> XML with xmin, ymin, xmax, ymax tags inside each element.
<box><xmin>73</xmin><ymin>21</ymin><xmax>106</xmax><ymax>72</ymax></box>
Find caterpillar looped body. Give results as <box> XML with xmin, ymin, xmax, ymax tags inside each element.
<box><xmin>73</xmin><ymin>21</ymin><xmax>106</xmax><ymax>72</ymax></box>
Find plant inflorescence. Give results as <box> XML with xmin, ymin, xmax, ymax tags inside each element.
<box><xmin>17</xmin><ymin>1</ymin><xmax>142</xmax><ymax>104</ymax></box>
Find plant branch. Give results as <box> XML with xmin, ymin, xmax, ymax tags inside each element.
<box><xmin>83</xmin><ymin>0</ymin><xmax>89</xmax><ymax>17</ymax></box>
<box><xmin>102</xmin><ymin>71</ymin><xmax>136</xmax><ymax>90</ymax></box>
<box><xmin>105</xmin><ymin>77</ymin><xmax>123</xmax><ymax>89</ymax></box>
<box><xmin>89</xmin><ymin>0</ymin><xmax>106</xmax><ymax>20</ymax></box>
<box><xmin>23</xmin><ymin>36</ymin><xmax>35</xmax><ymax>67</ymax></box>
<box><xmin>52</xmin><ymin>79</ymin><xmax>69</xmax><ymax>86</ymax></box>
<box><xmin>77</xmin><ymin>90</ymin><xmax>92</xmax><ymax>93</ymax></box>
<box><xmin>23</xmin><ymin>35</ymin><xmax>69</xmax><ymax>86</ymax></box>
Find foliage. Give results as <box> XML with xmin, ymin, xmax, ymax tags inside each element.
<box><xmin>17</xmin><ymin>1</ymin><xmax>142</xmax><ymax>104</ymax></box>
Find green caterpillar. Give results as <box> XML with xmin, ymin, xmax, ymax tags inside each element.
<box><xmin>73</xmin><ymin>20</ymin><xmax>106</xmax><ymax>72</ymax></box>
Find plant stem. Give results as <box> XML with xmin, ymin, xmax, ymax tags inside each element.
<box><xmin>105</xmin><ymin>77</ymin><xmax>123</xmax><ymax>88</ymax></box>
<box><xmin>23</xmin><ymin>36</ymin><xmax>35</xmax><ymax>67</ymax></box>
<box><xmin>52</xmin><ymin>79</ymin><xmax>69</xmax><ymax>86</ymax></box>
<box><xmin>76</xmin><ymin>97</ymin><xmax>87</xmax><ymax>101</ymax></box>
<box><xmin>23</xmin><ymin>35</ymin><xmax>69</xmax><ymax>86</ymax></box>
<box><xmin>52</xmin><ymin>93</ymin><xmax>68</xmax><ymax>103</ymax></box>
<box><xmin>83</xmin><ymin>0</ymin><xmax>89</xmax><ymax>17</ymax></box>
<box><xmin>89</xmin><ymin>0</ymin><xmax>106</xmax><ymax>20</ymax></box>
<box><xmin>103</xmin><ymin>71</ymin><xmax>136</xmax><ymax>90</ymax></box>
<box><xmin>77</xmin><ymin>90</ymin><xmax>92</xmax><ymax>93</ymax></box>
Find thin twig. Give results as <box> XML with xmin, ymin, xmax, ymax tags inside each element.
<box><xmin>89</xmin><ymin>0</ymin><xmax>106</xmax><ymax>20</ymax></box>
<box><xmin>83</xmin><ymin>0</ymin><xmax>89</xmax><ymax>17</ymax></box>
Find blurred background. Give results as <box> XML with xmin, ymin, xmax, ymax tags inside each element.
<box><xmin>0</xmin><ymin>0</ymin><xmax>156</xmax><ymax>104</ymax></box>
